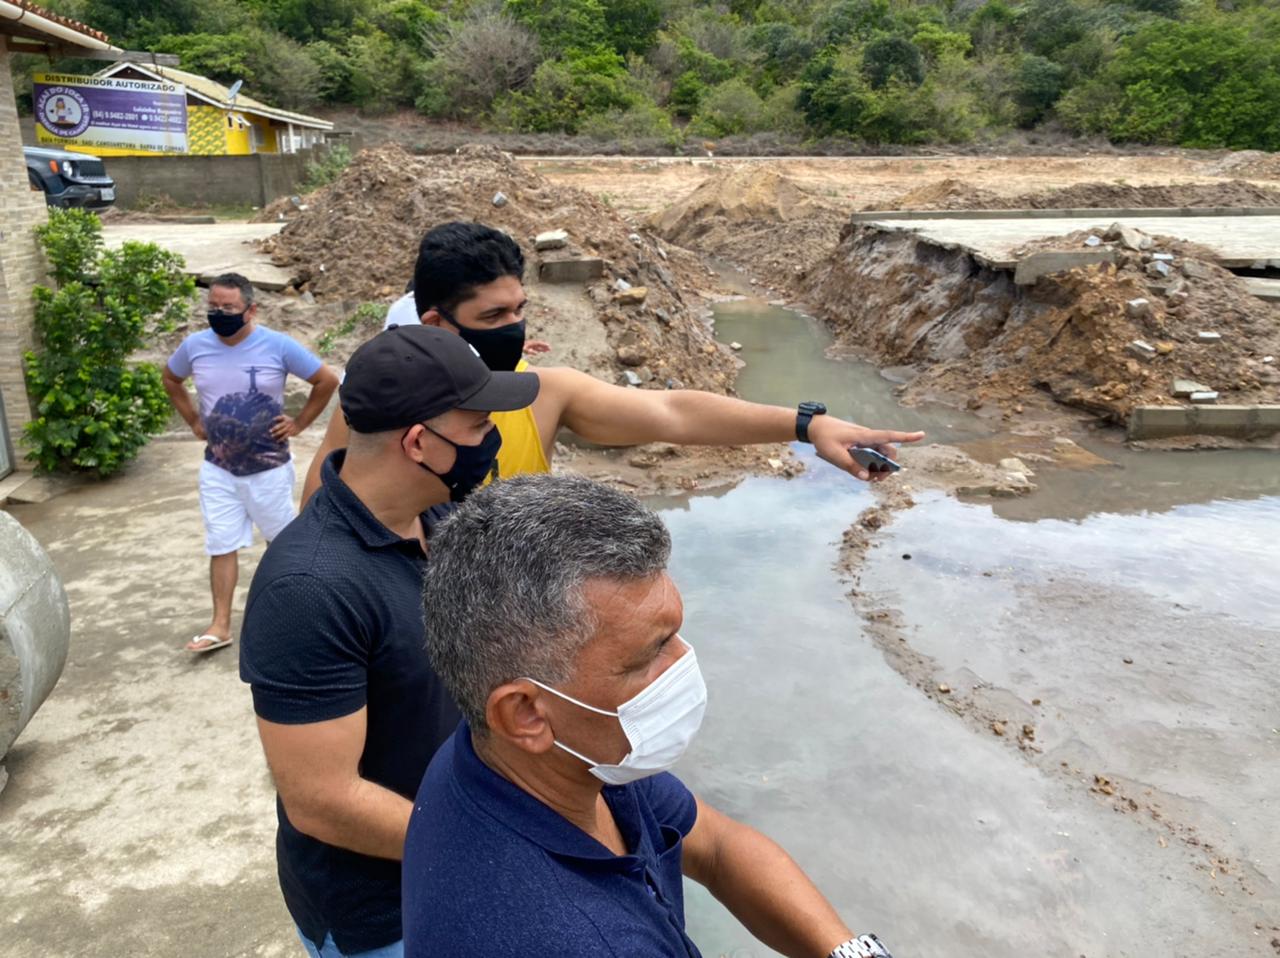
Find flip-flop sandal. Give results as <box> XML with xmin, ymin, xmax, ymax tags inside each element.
<box><xmin>187</xmin><ymin>634</ymin><xmax>232</xmax><ymax>654</ymax></box>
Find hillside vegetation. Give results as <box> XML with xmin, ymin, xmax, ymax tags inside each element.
<box><xmin>23</xmin><ymin>0</ymin><xmax>1280</xmax><ymax>150</ymax></box>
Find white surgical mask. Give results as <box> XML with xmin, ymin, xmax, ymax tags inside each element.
<box><xmin>525</xmin><ymin>638</ymin><xmax>708</xmax><ymax>786</ymax></box>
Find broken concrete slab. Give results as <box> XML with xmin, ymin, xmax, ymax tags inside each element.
<box><xmin>1172</xmin><ymin>379</ymin><xmax>1211</xmax><ymax>398</ymax></box>
<box><xmin>539</xmin><ymin>257</ymin><xmax>605</xmax><ymax>283</ymax></box>
<box><xmin>1014</xmin><ymin>249</ymin><xmax>1117</xmax><ymax>285</ymax></box>
<box><xmin>1127</xmin><ymin>340</ymin><xmax>1157</xmax><ymax>360</ymax></box>
<box><xmin>534</xmin><ymin>229</ymin><xmax>569</xmax><ymax>251</ymax></box>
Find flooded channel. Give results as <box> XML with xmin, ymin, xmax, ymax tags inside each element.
<box><xmin>660</xmin><ymin>299</ymin><xmax>1279</xmax><ymax>957</ymax></box>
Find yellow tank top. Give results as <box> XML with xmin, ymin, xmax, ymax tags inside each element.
<box><xmin>489</xmin><ymin>359</ymin><xmax>549</xmax><ymax>479</ymax></box>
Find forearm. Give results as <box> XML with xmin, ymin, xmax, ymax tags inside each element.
<box><xmin>163</xmin><ymin>380</ymin><xmax>199</xmax><ymax>428</ymax></box>
<box><xmin>284</xmin><ymin>777</ymin><xmax>413</xmax><ymax>861</ymax></box>
<box><xmin>569</xmin><ymin>389</ymin><xmax>797</xmax><ymax>447</ymax></box>
<box><xmin>696</xmin><ymin>823</ymin><xmax>851</xmax><ymax>958</ymax></box>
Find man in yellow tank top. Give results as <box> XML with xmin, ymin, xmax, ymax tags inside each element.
<box><xmin>302</xmin><ymin>223</ymin><xmax>923</xmax><ymax>505</ymax></box>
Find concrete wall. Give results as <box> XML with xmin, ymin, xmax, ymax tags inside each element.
<box><xmin>0</xmin><ymin>38</ymin><xmax>51</xmax><ymax>471</ymax></box>
<box><xmin>1127</xmin><ymin>404</ymin><xmax>1280</xmax><ymax>440</ymax></box>
<box><xmin>105</xmin><ymin>149</ymin><xmax>319</xmax><ymax>209</ymax></box>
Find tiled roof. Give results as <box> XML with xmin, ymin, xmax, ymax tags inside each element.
<box><xmin>2</xmin><ymin>1</ymin><xmax>111</xmax><ymax>44</ymax></box>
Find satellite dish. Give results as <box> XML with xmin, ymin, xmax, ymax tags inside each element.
<box><xmin>227</xmin><ymin>79</ymin><xmax>243</xmax><ymax>105</ymax></box>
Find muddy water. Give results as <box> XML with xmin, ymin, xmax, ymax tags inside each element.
<box><xmin>660</xmin><ymin>300</ymin><xmax>1279</xmax><ymax>957</ymax></box>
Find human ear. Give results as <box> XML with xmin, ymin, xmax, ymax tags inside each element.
<box><xmin>485</xmin><ymin>681</ymin><xmax>557</xmax><ymax>756</ymax></box>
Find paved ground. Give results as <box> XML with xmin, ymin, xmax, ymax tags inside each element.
<box><xmin>857</xmin><ymin>214</ymin><xmax>1280</xmax><ymax>268</ymax></box>
<box><xmin>101</xmin><ymin>223</ymin><xmax>291</xmax><ymax>290</ymax></box>
<box><xmin>0</xmin><ymin>434</ymin><xmax>323</xmax><ymax>958</ymax></box>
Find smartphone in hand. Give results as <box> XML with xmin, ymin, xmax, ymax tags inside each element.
<box><xmin>849</xmin><ymin>446</ymin><xmax>902</xmax><ymax>474</ymax></box>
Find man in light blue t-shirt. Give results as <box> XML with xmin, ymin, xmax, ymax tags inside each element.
<box><xmin>163</xmin><ymin>272</ymin><xmax>338</xmax><ymax>653</ymax></box>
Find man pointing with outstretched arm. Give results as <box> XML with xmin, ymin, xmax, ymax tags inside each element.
<box><xmin>302</xmin><ymin>222</ymin><xmax>922</xmax><ymax>503</ymax></box>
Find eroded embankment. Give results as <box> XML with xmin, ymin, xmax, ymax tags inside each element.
<box><xmin>802</xmin><ymin>223</ymin><xmax>1280</xmax><ymax>425</ymax></box>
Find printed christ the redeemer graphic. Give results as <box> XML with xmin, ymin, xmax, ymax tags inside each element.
<box><xmin>204</xmin><ymin>365</ymin><xmax>287</xmax><ymax>475</ymax></box>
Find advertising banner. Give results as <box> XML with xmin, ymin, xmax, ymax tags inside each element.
<box><xmin>33</xmin><ymin>73</ymin><xmax>188</xmax><ymax>154</ymax></box>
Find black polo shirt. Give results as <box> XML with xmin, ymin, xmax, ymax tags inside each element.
<box><xmin>239</xmin><ymin>450</ymin><xmax>460</xmax><ymax>954</ymax></box>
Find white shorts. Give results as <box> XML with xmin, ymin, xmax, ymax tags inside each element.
<box><xmin>198</xmin><ymin>459</ymin><xmax>296</xmax><ymax>556</ymax></box>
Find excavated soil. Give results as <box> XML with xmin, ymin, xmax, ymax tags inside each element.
<box><xmin>259</xmin><ymin>143</ymin><xmax>737</xmax><ymax>395</ymax></box>
<box><xmin>877</xmin><ymin>178</ymin><xmax>1280</xmax><ymax>211</ymax></box>
<box><xmin>648</xmin><ymin>167</ymin><xmax>845</xmax><ymax>293</ymax></box>
<box><xmin>803</xmin><ymin>223</ymin><xmax>1280</xmax><ymax>424</ymax></box>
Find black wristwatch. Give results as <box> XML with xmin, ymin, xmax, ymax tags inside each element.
<box><xmin>829</xmin><ymin>933</ymin><xmax>894</xmax><ymax>958</ymax></box>
<box><xmin>795</xmin><ymin>401</ymin><xmax>827</xmax><ymax>443</ymax></box>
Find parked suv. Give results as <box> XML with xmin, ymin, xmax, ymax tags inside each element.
<box><xmin>24</xmin><ymin>145</ymin><xmax>116</xmax><ymax>209</ymax></box>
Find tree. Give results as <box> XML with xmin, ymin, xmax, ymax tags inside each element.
<box><xmin>816</xmin><ymin>0</ymin><xmax>893</xmax><ymax>47</ymax></box>
<box><xmin>1060</xmin><ymin>11</ymin><xmax>1280</xmax><ymax>149</ymax></box>
<box><xmin>861</xmin><ymin>36</ymin><xmax>924</xmax><ymax>89</ymax></box>
<box><xmin>422</xmin><ymin>8</ymin><xmax>542</xmax><ymax>117</ymax></box>
<box><xmin>1013</xmin><ymin>54</ymin><xmax>1066</xmax><ymax>126</ymax></box>
<box><xmin>504</xmin><ymin>0</ymin><xmax>607</xmax><ymax>55</ymax></box>
<box><xmin>604</xmin><ymin>0</ymin><xmax>663</xmax><ymax>56</ymax></box>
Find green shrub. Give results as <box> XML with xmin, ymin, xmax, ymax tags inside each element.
<box><xmin>23</xmin><ymin>209</ymin><xmax>195</xmax><ymax>476</ymax></box>
<box><xmin>579</xmin><ymin>100</ymin><xmax>682</xmax><ymax>147</ymax></box>
<box><xmin>302</xmin><ymin>144</ymin><xmax>353</xmax><ymax>192</ymax></box>
<box><xmin>317</xmin><ymin>302</ymin><xmax>389</xmax><ymax>356</ymax></box>
<box><xmin>689</xmin><ymin>78</ymin><xmax>767</xmax><ymax>136</ymax></box>
<box><xmin>493</xmin><ymin>50</ymin><xmax>637</xmax><ymax>132</ymax></box>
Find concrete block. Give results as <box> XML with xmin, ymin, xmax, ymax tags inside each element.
<box><xmin>1127</xmin><ymin>340</ymin><xmax>1157</xmax><ymax>360</ymax></box>
<box><xmin>1125</xmin><ymin>298</ymin><xmax>1151</xmax><ymax>319</ymax></box>
<box><xmin>1128</xmin><ymin>404</ymin><xmax>1280</xmax><ymax>439</ymax></box>
<box><xmin>1014</xmin><ymin>249</ymin><xmax>1116</xmax><ymax>285</ymax></box>
<box><xmin>1197</xmin><ymin>331</ymin><xmax>1222</xmax><ymax>343</ymax></box>
<box><xmin>534</xmin><ymin>229</ymin><xmax>569</xmax><ymax>251</ymax></box>
<box><xmin>1189</xmin><ymin>391</ymin><xmax>1219</xmax><ymax>404</ymax></box>
<box><xmin>1172</xmin><ymin>379</ymin><xmax>1210</xmax><ymax>397</ymax></box>
<box><xmin>539</xmin><ymin>257</ymin><xmax>605</xmax><ymax>284</ymax></box>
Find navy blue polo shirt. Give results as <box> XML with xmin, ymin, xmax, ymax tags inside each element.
<box><xmin>240</xmin><ymin>450</ymin><xmax>460</xmax><ymax>954</ymax></box>
<box><xmin>402</xmin><ymin>724</ymin><xmax>703</xmax><ymax>958</ymax></box>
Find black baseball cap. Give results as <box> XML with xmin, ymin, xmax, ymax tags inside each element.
<box><xmin>340</xmin><ymin>324</ymin><xmax>539</xmax><ymax>433</ymax></box>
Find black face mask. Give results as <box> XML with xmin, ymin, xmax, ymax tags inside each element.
<box><xmin>439</xmin><ymin>309</ymin><xmax>526</xmax><ymax>372</ymax></box>
<box><xmin>417</xmin><ymin>424</ymin><xmax>502</xmax><ymax>502</ymax></box>
<box><xmin>208</xmin><ymin>310</ymin><xmax>248</xmax><ymax>338</ymax></box>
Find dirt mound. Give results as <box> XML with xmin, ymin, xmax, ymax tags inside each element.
<box><xmin>649</xmin><ymin>167</ymin><xmax>823</xmax><ymax>240</ymax></box>
<box><xmin>261</xmin><ymin>143</ymin><xmax>736</xmax><ymax>393</ymax></box>
<box><xmin>1204</xmin><ymin>151</ymin><xmax>1280</xmax><ymax>179</ymax></box>
<box><xmin>882</xmin><ymin>178</ymin><xmax>1001</xmax><ymax>210</ymax></box>
<box><xmin>648</xmin><ymin>167</ymin><xmax>843</xmax><ymax>292</ymax></box>
<box><xmin>803</xmin><ymin>224</ymin><xmax>1280</xmax><ymax>425</ymax></box>
<box><xmin>878</xmin><ymin>178</ymin><xmax>1280</xmax><ymax>211</ymax></box>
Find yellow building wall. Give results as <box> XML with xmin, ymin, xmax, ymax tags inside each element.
<box><xmin>188</xmin><ymin>105</ymin><xmax>230</xmax><ymax>156</ymax></box>
<box><xmin>224</xmin><ymin>114</ymin><xmax>251</xmax><ymax>156</ymax></box>
<box><xmin>252</xmin><ymin>117</ymin><xmax>279</xmax><ymax>154</ymax></box>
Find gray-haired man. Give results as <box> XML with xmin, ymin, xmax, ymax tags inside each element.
<box><xmin>404</xmin><ymin>474</ymin><xmax>895</xmax><ymax>958</ymax></box>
